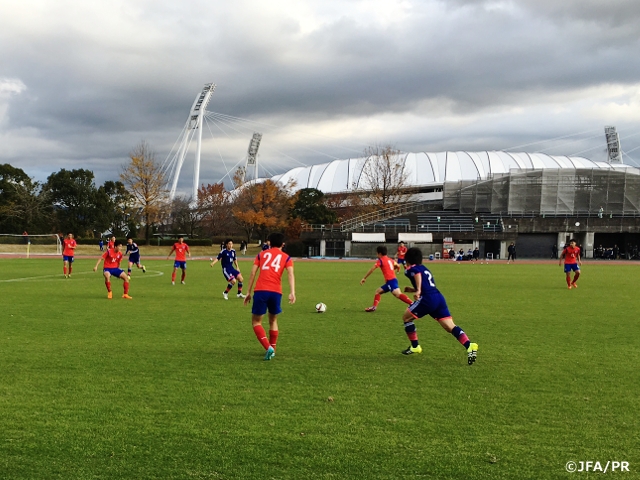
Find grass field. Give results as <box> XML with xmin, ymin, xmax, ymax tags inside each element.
<box><xmin>0</xmin><ymin>258</ymin><xmax>638</xmax><ymax>479</ymax></box>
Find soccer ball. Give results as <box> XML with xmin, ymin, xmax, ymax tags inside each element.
<box><xmin>315</xmin><ymin>303</ymin><xmax>327</xmax><ymax>313</ymax></box>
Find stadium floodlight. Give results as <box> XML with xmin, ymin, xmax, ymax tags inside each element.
<box><xmin>605</xmin><ymin>126</ymin><xmax>622</xmax><ymax>163</ymax></box>
<box><xmin>245</xmin><ymin>132</ymin><xmax>263</xmax><ymax>182</ymax></box>
<box><xmin>168</xmin><ymin>83</ymin><xmax>217</xmax><ymax>200</ymax></box>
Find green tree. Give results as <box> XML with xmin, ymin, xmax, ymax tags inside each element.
<box><xmin>291</xmin><ymin>188</ymin><xmax>337</xmax><ymax>225</ymax></box>
<box><xmin>44</xmin><ymin>168</ymin><xmax>101</xmax><ymax>236</ymax></box>
<box><xmin>0</xmin><ymin>164</ymin><xmax>44</xmax><ymax>233</ymax></box>
<box><xmin>95</xmin><ymin>181</ymin><xmax>134</xmax><ymax>237</ymax></box>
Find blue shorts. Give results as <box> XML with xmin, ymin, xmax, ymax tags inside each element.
<box><xmin>129</xmin><ymin>254</ymin><xmax>141</xmax><ymax>265</ymax></box>
<box><xmin>63</xmin><ymin>255</ymin><xmax>74</xmax><ymax>263</ymax></box>
<box><xmin>174</xmin><ymin>261</ymin><xmax>187</xmax><ymax>269</ymax></box>
<box><xmin>223</xmin><ymin>267</ymin><xmax>240</xmax><ymax>281</ymax></box>
<box><xmin>407</xmin><ymin>293</ymin><xmax>451</xmax><ymax>320</ymax></box>
<box><xmin>380</xmin><ymin>278</ymin><xmax>399</xmax><ymax>293</ymax></box>
<box><xmin>104</xmin><ymin>268</ymin><xmax>125</xmax><ymax>278</ymax></box>
<box><xmin>252</xmin><ymin>291</ymin><xmax>282</xmax><ymax>316</ymax></box>
<box><xmin>564</xmin><ymin>264</ymin><xmax>580</xmax><ymax>273</ymax></box>
<box><xmin>397</xmin><ymin>258</ymin><xmax>406</xmax><ymax>265</ymax></box>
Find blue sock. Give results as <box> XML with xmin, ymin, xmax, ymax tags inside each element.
<box><xmin>451</xmin><ymin>326</ymin><xmax>471</xmax><ymax>349</ymax></box>
<box><xmin>237</xmin><ymin>282</ymin><xmax>243</xmax><ymax>293</ymax></box>
<box><xmin>225</xmin><ymin>283</ymin><xmax>233</xmax><ymax>293</ymax></box>
<box><xmin>404</xmin><ymin>321</ymin><xmax>419</xmax><ymax>348</ymax></box>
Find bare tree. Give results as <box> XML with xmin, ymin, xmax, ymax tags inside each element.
<box><xmin>360</xmin><ymin>145</ymin><xmax>409</xmax><ymax>208</ymax></box>
<box><xmin>120</xmin><ymin>141</ymin><xmax>169</xmax><ymax>244</ymax></box>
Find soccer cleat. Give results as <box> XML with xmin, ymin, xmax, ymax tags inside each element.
<box><xmin>572</xmin><ymin>283</ymin><xmax>578</xmax><ymax>288</ymax></box>
<box><xmin>223</xmin><ymin>292</ymin><xmax>229</xmax><ymax>300</ymax></box>
<box><xmin>364</xmin><ymin>306</ymin><xmax>377</xmax><ymax>312</ymax></box>
<box><xmin>237</xmin><ymin>293</ymin><xmax>246</xmax><ymax>299</ymax></box>
<box><xmin>401</xmin><ymin>345</ymin><xmax>422</xmax><ymax>355</ymax></box>
<box><xmin>171</xmin><ymin>281</ymin><xmax>175</xmax><ymax>285</ymax></box>
<box><xmin>467</xmin><ymin>343</ymin><xmax>478</xmax><ymax>365</ymax></box>
<box><xmin>107</xmin><ymin>291</ymin><xmax>113</xmax><ymax>299</ymax></box>
<box><xmin>142</xmin><ymin>266</ymin><xmax>146</xmax><ymax>273</ymax></box>
<box><xmin>568</xmin><ymin>285</ymin><xmax>572</xmax><ymax>290</ymax></box>
<box><xmin>128</xmin><ymin>275</ymin><xmax>131</xmax><ymax>280</ymax></box>
<box><xmin>181</xmin><ymin>281</ymin><xmax>185</xmax><ymax>285</ymax></box>
<box><xmin>264</xmin><ymin>346</ymin><xmax>275</xmax><ymax>361</ymax></box>
<box><xmin>122</xmin><ymin>294</ymin><xmax>133</xmax><ymax>300</ymax></box>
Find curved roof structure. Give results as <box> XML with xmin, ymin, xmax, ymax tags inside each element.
<box><xmin>266</xmin><ymin>151</ymin><xmax>634</xmax><ymax>194</ymax></box>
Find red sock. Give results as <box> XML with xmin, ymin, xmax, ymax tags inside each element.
<box><xmin>269</xmin><ymin>330</ymin><xmax>279</xmax><ymax>350</ymax></box>
<box><xmin>253</xmin><ymin>325</ymin><xmax>271</xmax><ymax>350</ymax></box>
<box><xmin>373</xmin><ymin>293</ymin><xmax>381</xmax><ymax>307</ymax></box>
<box><xmin>181</xmin><ymin>271</ymin><xmax>186</xmax><ymax>282</ymax></box>
<box><xmin>566</xmin><ymin>275</ymin><xmax>571</xmax><ymax>287</ymax></box>
<box><xmin>572</xmin><ymin>272</ymin><xmax>580</xmax><ymax>284</ymax></box>
<box><xmin>124</xmin><ymin>282</ymin><xmax>129</xmax><ymax>294</ymax></box>
<box><xmin>63</xmin><ymin>266</ymin><xmax>67</xmax><ymax>275</ymax></box>
<box><xmin>69</xmin><ymin>265</ymin><xmax>72</xmax><ymax>274</ymax></box>
<box><xmin>171</xmin><ymin>272</ymin><xmax>176</xmax><ymax>282</ymax></box>
<box><xmin>106</xmin><ymin>281</ymin><xmax>111</xmax><ymax>292</ymax></box>
<box><xmin>398</xmin><ymin>293</ymin><xmax>413</xmax><ymax>305</ymax></box>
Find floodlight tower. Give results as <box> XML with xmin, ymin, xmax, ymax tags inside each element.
<box><xmin>244</xmin><ymin>132</ymin><xmax>263</xmax><ymax>182</ymax></box>
<box><xmin>605</xmin><ymin>126</ymin><xmax>622</xmax><ymax>163</ymax></box>
<box><xmin>169</xmin><ymin>83</ymin><xmax>216</xmax><ymax>200</ymax></box>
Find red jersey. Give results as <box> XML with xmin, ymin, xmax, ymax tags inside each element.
<box><xmin>102</xmin><ymin>248</ymin><xmax>123</xmax><ymax>269</ymax></box>
<box><xmin>253</xmin><ymin>248</ymin><xmax>293</xmax><ymax>294</ymax></box>
<box><xmin>562</xmin><ymin>246</ymin><xmax>580</xmax><ymax>264</ymax></box>
<box><xmin>172</xmin><ymin>242</ymin><xmax>190</xmax><ymax>261</ymax></box>
<box><xmin>62</xmin><ymin>239</ymin><xmax>77</xmax><ymax>256</ymax></box>
<box><xmin>397</xmin><ymin>245</ymin><xmax>407</xmax><ymax>259</ymax></box>
<box><xmin>376</xmin><ymin>255</ymin><xmax>397</xmax><ymax>281</ymax></box>
<box><xmin>107</xmin><ymin>240</ymin><xmax>114</xmax><ymax>249</ymax></box>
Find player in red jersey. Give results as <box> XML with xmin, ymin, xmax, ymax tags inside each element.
<box><xmin>244</xmin><ymin>233</ymin><xmax>295</xmax><ymax>361</ymax></box>
<box><xmin>396</xmin><ymin>241</ymin><xmax>408</xmax><ymax>269</ymax></box>
<box><xmin>93</xmin><ymin>240</ymin><xmax>132</xmax><ymax>299</ymax></box>
<box><xmin>361</xmin><ymin>245</ymin><xmax>413</xmax><ymax>312</ymax></box>
<box><xmin>107</xmin><ymin>236</ymin><xmax>115</xmax><ymax>250</ymax></box>
<box><xmin>167</xmin><ymin>236</ymin><xmax>191</xmax><ymax>285</ymax></box>
<box><xmin>62</xmin><ymin>233</ymin><xmax>77</xmax><ymax>278</ymax></box>
<box><xmin>560</xmin><ymin>239</ymin><xmax>582</xmax><ymax>289</ymax></box>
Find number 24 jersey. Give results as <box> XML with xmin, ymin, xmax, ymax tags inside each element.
<box><xmin>254</xmin><ymin>248</ymin><xmax>293</xmax><ymax>294</ymax></box>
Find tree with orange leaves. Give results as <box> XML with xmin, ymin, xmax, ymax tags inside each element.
<box><xmin>232</xmin><ymin>180</ymin><xmax>293</xmax><ymax>243</ymax></box>
<box><xmin>120</xmin><ymin>141</ymin><xmax>169</xmax><ymax>245</ymax></box>
<box><xmin>197</xmin><ymin>182</ymin><xmax>231</xmax><ymax>237</ymax></box>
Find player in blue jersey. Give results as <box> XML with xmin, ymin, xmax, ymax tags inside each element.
<box><xmin>125</xmin><ymin>238</ymin><xmax>146</xmax><ymax>279</ymax></box>
<box><xmin>262</xmin><ymin>240</ymin><xmax>270</xmax><ymax>251</ymax></box>
<box><xmin>400</xmin><ymin>247</ymin><xmax>479</xmax><ymax>365</ymax></box>
<box><xmin>210</xmin><ymin>239</ymin><xmax>246</xmax><ymax>300</ymax></box>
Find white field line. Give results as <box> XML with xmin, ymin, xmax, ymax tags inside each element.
<box><xmin>0</xmin><ymin>270</ymin><xmax>164</xmax><ymax>283</ymax></box>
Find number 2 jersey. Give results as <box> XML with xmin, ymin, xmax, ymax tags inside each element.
<box><xmin>405</xmin><ymin>264</ymin><xmax>441</xmax><ymax>297</ymax></box>
<box><xmin>254</xmin><ymin>248</ymin><xmax>293</xmax><ymax>294</ymax></box>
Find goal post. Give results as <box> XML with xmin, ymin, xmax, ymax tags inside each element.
<box><xmin>0</xmin><ymin>234</ymin><xmax>62</xmax><ymax>257</ymax></box>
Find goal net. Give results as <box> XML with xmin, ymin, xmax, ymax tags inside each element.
<box><xmin>0</xmin><ymin>234</ymin><xmax>62</xmax><ymax>256</ymax></box>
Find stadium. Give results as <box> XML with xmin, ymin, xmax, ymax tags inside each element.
<box><xmin>261</xmin><ymin>147</ymin><xmax>640</xmax><ymax>260</ymax></box>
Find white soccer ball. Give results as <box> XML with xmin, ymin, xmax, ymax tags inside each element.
<box><xmin>315</xmin><ymin>303</ymin><xmax>327</xmax><ymax>313</ymax></box>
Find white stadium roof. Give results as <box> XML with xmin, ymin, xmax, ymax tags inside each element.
<box><xmin>264</xmin><ymin>151</ymin><xmax>635</xmax><ymax>194</ymax></box>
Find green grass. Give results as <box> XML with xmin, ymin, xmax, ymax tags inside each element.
<box><xmin>0</xmin><ymin>258</ymin><xmax>638</xmax><ymax>479</ymax></box>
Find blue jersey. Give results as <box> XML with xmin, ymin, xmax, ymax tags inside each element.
<box><xmin>217</xmin><ymin>248</ymin><xmax>237</xmax><ymax>269</ymax></box>
<box><xmin>262</xmin><ymin>244</ymin><xmax>270</xmax><ymax>251</ymax></box>
<box><xmin>405</xmin><ymin>264</ymin><xmax>441</xmax><ymax>297</ymax></box>
<box><xmin>126</xmin><ymin>242</ymin><xmax>140</xmax><ymax>255</ymax></box>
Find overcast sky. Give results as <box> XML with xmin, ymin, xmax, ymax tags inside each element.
<box><xmin>1</xmin><ymin>0</ymin><xmax>640</xmax><ymax>194</ymax></box>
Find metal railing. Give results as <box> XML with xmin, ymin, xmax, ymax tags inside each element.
<box><xmin>339</xmin><ymin>201</ymin><xmax>439</xmax><ymax>232</ymax></box>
